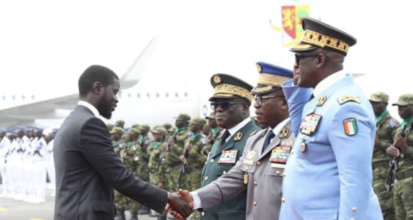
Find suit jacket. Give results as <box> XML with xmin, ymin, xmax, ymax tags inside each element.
<box><xmin>280</xmin><ymin>75</ymin><xmax>383</xmax><ymax>220</ymax></box>
<box><xmin>53</xmin><ymin>105</ymin><xmax>168</xmax><ymax>220</ymax></box>
<box><xmin>199</xmin><ymin>120</ymin><xmax>259</xmax><ymax>220</ymax></box>
<box><xmin>197</xmin><ymin>121</ymin><xmax>295</xmax><ymax>220</ymax></box>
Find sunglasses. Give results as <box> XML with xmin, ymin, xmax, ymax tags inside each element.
<box><xmin>210</xmin><ymin>101</ymin><xmax>243</xmax><ymax>110</ymax></box>
<box><xmin>254</xmin><ymin>95</ymin><xmax>284</xmax><ymax>105</ymax></box>
<box><xmin>295</xmin><ymin>53</ymin><xmax>319</xmax><ymax>65</ymax></box>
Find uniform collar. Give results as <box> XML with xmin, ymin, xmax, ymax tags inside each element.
<box><xmin>78</xmin><ymin>100</ymin><xmax>100</xmax><ymax>117</ymax></box>
<box><xmin>313</xmin><ymin>70</ymin><xmax>346</xmax><ymax>97</ymax></box>
<box><xmin>225</xmin><ymin>117</ymin><xmax>251</xmax><ymax>141</ymax></box>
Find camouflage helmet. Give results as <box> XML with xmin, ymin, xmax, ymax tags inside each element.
<box><xmin>151</xmin><ymin>126</ymin><xmax>167</xmax><ymax>136</ymax></box>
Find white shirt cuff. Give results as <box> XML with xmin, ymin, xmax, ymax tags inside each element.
<box><xmin>191</xmin><ymin>191</ymin><xmax>202</xmax><ymax>210</ymax></box>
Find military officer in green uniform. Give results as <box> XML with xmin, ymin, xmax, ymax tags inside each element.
<box><xmin>198</xmin><ymin>74</ymin><xmax>259</xmax><ymax>220</ymax></box>
<box><xmin>123</xmin><ymin>128</ymin><xmax>141</xmax><ymax>220</ymax></box>
<box><xmin>387</xmin><ymin>94</ymin><xmax>413</xmax><ymax>220</ymax></box>
<box><xmin>148</xmin><ymin>126</ymin><xmax>168</xmax><ymax>220</ymax></box>
<box><xmin>111</xmin><ymin>127</ymin><xmax>128</xmax><ymax>220</ymax></box>
<box><xmin>161</xmin><ymin>114</ymin><xmax>191</xmax><ymax>192</ymax></box>
<box><xmin>369</xmin><ymin>91</ymin><xmax>400</xmax><ymax>220</ymax></box>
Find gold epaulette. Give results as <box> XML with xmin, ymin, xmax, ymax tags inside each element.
<box><xmin>338</xmin><ymin>96</ymin><xmax>360</xmax><ymax>105</ymax></box>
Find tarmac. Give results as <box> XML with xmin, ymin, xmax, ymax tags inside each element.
<box><xmin>0</xmin><ymin>184</ymin><xmax>159</xmax><ymax>220</ymax></box>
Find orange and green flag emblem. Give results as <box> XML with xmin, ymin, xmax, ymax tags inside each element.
<box><xmin>343</xmin><ymin>118</ymin><xmax>358</xmax><ymax>136</ymax></box>
<box><xmin>281</xmin><ymin>5</ymin><xmax>310</xmax><ymax>40</ymax></box>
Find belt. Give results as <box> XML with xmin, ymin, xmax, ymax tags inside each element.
<box><xmin>373</xmin><ymin>161</ymin><xmax>390</xmax><ymax>169</ymax></box>
<box><xmin>395</xmin><ymin>170</ymin><xmax>413</xmax><ymax>180</ymax></box>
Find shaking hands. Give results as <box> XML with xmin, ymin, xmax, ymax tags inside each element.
<box><xmin>166</xmin><ymin>189</ymin><xmax>194</xmax><ymax>219</ymax></box>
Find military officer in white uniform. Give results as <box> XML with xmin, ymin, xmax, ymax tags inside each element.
<box><xmin>280</xmin><ymin>17</ymin><xmax>383</xmax><ymax>220</ymax></box>
<box><xmin>172</xmin><ymin>62</ymin><xmax>295</xmax><ymax>220</ymax></box>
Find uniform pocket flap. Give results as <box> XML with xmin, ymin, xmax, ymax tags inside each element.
<box><xmin>303</xmin><ymin>208</ymin><xmax>337</xmax><ymax>220</ymax></box>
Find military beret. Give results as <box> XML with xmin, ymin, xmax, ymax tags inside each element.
<box><xmin>393</xmin><ymin>94</ymin><xmax>413</xmax><ymax>106</ymax></box>
<box><xmin>209</xmin><ymin>74</ymin><xmax>253</xmax><ymax>104</ymax></box>
<box><xmin>110</xmin><ymin>127</ymin><xmax>124</xmax><ymax>135</ymax></box>
<box><xmin>369</xmin><ymin>92</ymin><xmax>389</xmax><ymax>103</ymax></box>
<box><xmin>291</xmin><ymin>17</ymin><xmax>356</xmax><ymax>56</ymax></box>
<box><xmin>151</xmin><ymin>126</ymin><xmax>167</xmax><ymax>136</ymax></box>
<box><xmin>252</xmin><ymin>62</ymin><xmax>293</xmax><ymax>95</ymax></box>
<box><xmin>190</xmin><ymin>117</ymin><xmax>206</xmax><ymax>126</ymax></box>
<box><xmin>174</xmin><ymin>114</ymin><xmax>191</xmax><ymax>122</ymax></box>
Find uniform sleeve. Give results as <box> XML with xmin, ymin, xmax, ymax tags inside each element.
<box><xmin>79</xmin><ymin>118</ymin><xmax>168</xmax><ymax>212</ymax></box>
<box><xmin>282</xmin><ymin>80</ymin><xmax>312</xmax><ymax>136</ymax></box>
<box><xmin>327</xmin><ymin>103</ymin><xmax>375</xmax><ymax>220</ymax></box>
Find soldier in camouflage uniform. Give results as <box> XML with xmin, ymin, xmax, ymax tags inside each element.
<box><xmin>137</xmin><ymin>124</ymin><xmax>151</xmax><ymax>215</ymax></box>
<box><xmin>111</xmin><ymin>127</ymin><xmax>128</xmax><ymax>220</ymax></box>
<box><xmin>203</xmin><ymin>113</ymin><xmax>221</xmax><ymax>156</ymax></box>
<box><xmin>106</xmin><ymin>123</ymin><xmax>114</xmax><ymax>132</ymax></box>
<box><xmin>123</xmin><ymin>128</ymin><xmax>141</xmax><ymax>220</ymax></box>
<box><xmin>161</xmin><ymin>114</ymin><xmax>191</xmax><ymax>193</ymax></box>
<box><xmin>387</xmin><ymin>94</ymin><xmax>413</xmax><ymax>220</ymax></box>
<box><xmin>163</xmin><ymin>123</ymin><xmax>173</xmax><ymax>141</ymax></box>
<box><xmin>116</xmin><ymin>119</ymin><xmax>125</xmax><ymax>129</ymax></box>
<box><xmin>148</xmin><ymin>126</ymin><xmax>168</xmax><ymax>220</ymax></box>
<box><xmin>369</xmin><ymin>92</ymin><xmax>400</xmax><ymax>220</ymax></box>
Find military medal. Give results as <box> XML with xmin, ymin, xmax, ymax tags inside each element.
<box><xmin>218</xmin><ymin>150</ymin><xmax>238</xmax><ymax>164</ymax></box>
<box><xmin>300</xmin><ymin>113</ymin><xmax>322</xmax><ymax>136</ymax></box>
<box><xmin>270</xmin><ymin>146</ymin><xmax>291</xmax><ymax>166</ymax></box>
<box><xmin>300</xmin><ymin>141</ymin><xmax>307</xmax><ymax>153</ymax></box>
<box><xmin>243</xmin><ymin>173</ymin><xmax>249</xmax><ymax>185</ymax></box>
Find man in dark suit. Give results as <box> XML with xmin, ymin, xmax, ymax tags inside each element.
<box><xmin>53</xmin><ymin>65</ymin><xmax>190</xmax><ymax>220</ymax></box>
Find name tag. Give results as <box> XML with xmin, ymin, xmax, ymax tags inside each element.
<box><xmin>218</xmin><ymin>150</ymin><xmax>238</xmax><ymax>164</ymax></box>
<box><xmin>243</xmin><ymin>159</ymin><xmax>254</xmax><ymax>165</ymax></box>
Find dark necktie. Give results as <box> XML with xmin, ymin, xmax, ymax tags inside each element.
<box><xmin>219</xmin><ymin>130</ymin><xmax>230</xmax><ymax>147</ymax></box>
<box><xmin>262</xmin><ymin>130</ymin><xmax>275</xmax><ymax>152</ymax></box>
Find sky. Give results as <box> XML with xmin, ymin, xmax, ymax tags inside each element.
<box><xmin>0</xmin><ymin>0</ymin><xmax>412</xmax><ymax>118</ymax></box>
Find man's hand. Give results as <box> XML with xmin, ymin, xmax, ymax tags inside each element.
<box><xmin>170</xmin><ymin>189</ymin><xmax>194</xmax><ymax>219</ymax></box>
<box><xmin>179</xmin><ymin>155</ymin><xmax>187</xmax><ymax>164</ymax></box>
<box><xmin>166</xmin><ymin>192</ymin><xmax>192</xmax><ymax>219</ymax></box>
<box><xmin>394</xmin><ymin>133</ymin><xmax>408</xmax><ymax>152</ymax></box>
<box><xmin>386</xmin><ymin>145</ymin><xmax>400</xmax><ymax>158</ymax></box>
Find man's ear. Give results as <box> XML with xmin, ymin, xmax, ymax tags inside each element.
<box><xmin>91</xmin><ymin>82</ymin><xmax>103</xmax><ymax>95</ymax></box>
<box><xmin>315</xmin><ymin>53</ymin><xmax>327</xmax><ymax>68</ymax></box>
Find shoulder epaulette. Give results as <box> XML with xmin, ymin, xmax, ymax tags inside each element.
<box><xmin>337</xmin><ymin>96</ymin><xmax>360</xmax><ymax>105</ymax></box>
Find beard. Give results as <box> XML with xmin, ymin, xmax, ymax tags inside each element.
<box><xmin>97</xmin><ymin>96</ymin><xmax>112</xmax><ymax>119</ymax></box>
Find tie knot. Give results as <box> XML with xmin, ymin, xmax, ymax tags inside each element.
<box><xmin>266</xmin><ymin>130</ymin><xmax>275</xmax><ymax>140</ymax></box>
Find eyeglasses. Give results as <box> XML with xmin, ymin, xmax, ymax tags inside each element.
<box><xmin>295</xmin><ymin>53</ymin><xmax>319</xmax><ymax>65</ymax></box>
<box><xmin>254</xmin><ymin>95</ymin><xmax>284</xmax><ymax>105</ymax></box>
<box><xmin>210</xmin><ymin>101</ymin><xmax>243</xmax><ymax>110</ymax></box>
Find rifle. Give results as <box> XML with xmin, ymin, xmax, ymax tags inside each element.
<box><xmin>385</xmin><ymin>130</ymin><xmax>406</xmax><ymax>192</ymax></box>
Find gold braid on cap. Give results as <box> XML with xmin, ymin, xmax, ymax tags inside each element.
<box><xmin>252</xmin><ymin>86</ymin><xmax>273</xmax><ymax>94</ymax></box>
<box><xmin>301</xmin><ymin>29</ymin><xmax>349</xmax><ymax>53</ymax></box>
<box><xmin>258</xmin><ymin>74</ymin><xmax>290</xmax><ymax>87</ymax></box>
<box><xmin>214</xmin><ymin>84</ymin><xmax>253</xmax><ymax>102</ymax></box>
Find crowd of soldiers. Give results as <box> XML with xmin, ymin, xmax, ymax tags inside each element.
<box><xmin>107</xmin><ymin>115</ymin><xmax>222</xmax><ymax>220</ymax></box>
<box><xmin>0</xmin><ymin>126</ymin><xmax>57</xmax><ymax>203</ymax></box>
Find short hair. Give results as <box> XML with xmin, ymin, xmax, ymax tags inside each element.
<box><xmin>78</xmin><ymin>65</ymin><xmax>119</xmax><ymax>97</ymax></box>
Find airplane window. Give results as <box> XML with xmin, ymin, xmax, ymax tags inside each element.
<box><xmin>184</xmin><ymin>92</ymin><xmax>188</xmax><ymax>97</ymax></box>
<box><xmin>175</xmin><ymin>92</ymin><xmax>179</xmax><ymax>97</ymax></box>
<box><xmin>147</xmin><ymin>93</ymin><xmax>150</xmax><ymax>98</ymax></box>
<box><xmin>165</xmin><ymin>92</ymin><xmax>169</xmax><ymax>98</ymax></box>
<box><xmin>156</xmin><ymin>93</ymin><xmax>160</xmax><ymax>98</ymax></box>
<box><xmin>137</xmin><ymin>93</ymin><xmax>141</xmax><ymax>98</ymax></box>
<box><xmin>12</xmin><ymin>95</ymin><xmax>15</xmax><ymax>100</ymax></box>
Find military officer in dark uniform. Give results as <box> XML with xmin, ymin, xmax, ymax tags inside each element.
<box><xmin>172</xmin><ymin>63</ymin><xmax>294</xmax><ymax>220</ymax></box>
<box><xmin>369</xmin><ymin>91</ymin><xmax>400</xmax><ymax>220</ymax></box>
<box><xmin>185</xmin><ymin>74</ymin><xmax>259</xmax><ymax>220</ymax></box>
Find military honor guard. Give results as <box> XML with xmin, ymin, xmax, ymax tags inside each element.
<box><xmin>369</xmin><ymin>92</ymin><xmax>400</xmax><ymax>219</ymax></box>
<box><xmin>280</xmin><ymin>17</ymin><xmax>383</xmax><ymax>219</ymax></box>
<box><xmin>387</xmin><ymin>94</ymin><xmax>413</xmax><ymax>220</ymax></box>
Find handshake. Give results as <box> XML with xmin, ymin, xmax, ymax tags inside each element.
<box><xmin>166</xmin><ymin>189</ymin><xmax>195</xmax><ymax>219</ymax></box>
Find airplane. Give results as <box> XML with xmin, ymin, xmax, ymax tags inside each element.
<box><xmin>0</xmin><ymin>0</ymin><xmax>410</xmax><ymax>129</ymax></box>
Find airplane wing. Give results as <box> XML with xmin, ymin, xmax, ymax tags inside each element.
<box><xmin>0</xmin><ymin>37</ymin><xmax>160</xmax><ymax>128</ymax></box>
